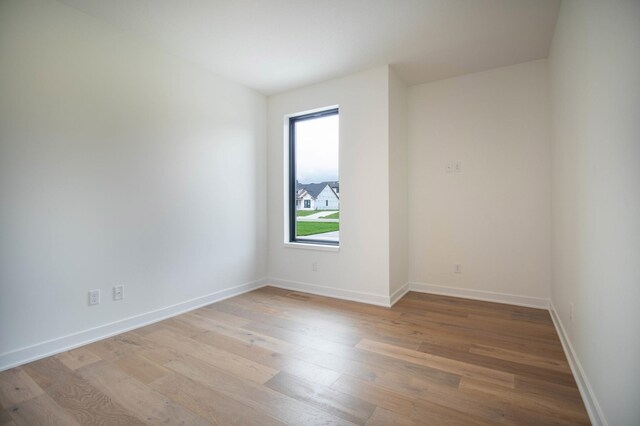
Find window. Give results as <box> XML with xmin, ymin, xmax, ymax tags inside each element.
<box><xmin>289</xmin><ymin>107</ymin><xmax>339</xmax><ymax>245</ymax></box>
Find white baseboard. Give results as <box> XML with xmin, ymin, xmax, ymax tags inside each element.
<box><xmin>549</xmin><ymin>301</ymin><xmax>606</xmax><ymax>426</ymax></box>
<box><xmin>1</xmin><ymin>274</ymin><xmax>603</xmax><ymax>426</ymax></box>
<box><xmin>267</xmin><ymin>278</ymin><xmax>392</xmax><ymax>307</ymax></box>
<box><xmin>390</xmin><ymin>283</ymin><xmax>410</xmax><ymax>306</ymax></box>
<box><xmin>265</xmin><ymin>279</ymin><xmax>549</xmax><ymax>310</ymax></box>
<box><xmin>0</xmin><ymin>278</ymin><xmax>268</xmax><ymax>372</ymax></box>
<box><xmin>408</xmin><ymin>282</ymin><xmax>550</xmax><ymax>309</ymax></box>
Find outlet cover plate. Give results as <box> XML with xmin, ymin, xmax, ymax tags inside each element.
<box><xmin>88</xmin><ymin>289</ymin><xmax>100</xmax><ymax>306</ymax></box>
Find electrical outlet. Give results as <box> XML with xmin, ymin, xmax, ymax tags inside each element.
<box><xmin>312</xmin><ymin>262</ymin><xmax>318</xmax><ymax>272</ymax></box>
<box><xmin>113</xmin><ymin>285</ymin><xmax>124</xmax><ymax>301</ymax></box>
<box><xmin>446</xmin><ymin>161</ymin><xmax>462</xmax><ymax>173</ymax></box>
<box><xmin>88</xmin><ymin>289</ymin><xmax>100</xmax><ymax>306</ymax></box>
<box><xmin>454</xmin><ymin>264</ymin><xmax>463</xmax><ymax>274</ymax></box>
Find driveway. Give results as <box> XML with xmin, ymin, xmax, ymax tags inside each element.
<box><xmin>300</xmin><ymin>211</ymin><xmax>338</xmax><ymax>220</ymax></box>
<box><xmin>303</xmin><ymin>231</ymin><xmax>339</xmax><ymax>242</ymax></box>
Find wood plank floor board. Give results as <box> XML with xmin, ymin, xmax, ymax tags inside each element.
<box><xmin>265</xmin><ymin>371</ymin><xmax>376</xmax><ymax>424</ymax></box>
<box><xmin>193</xmin><ymin>330</ymin><xmax>343</xmax><ymax>386</ymax></box>
<box><xmin>54</xmin><ymin>348</ymin><xmax>102</xmax><ymax>371</ymax></box>
<box><xmin>242</xmin><ymin>319</ymin><xmax>462</xmax><ymax>389</ymax></box>
<box><xmin>213</xmin><ymin>301</ymin><xmax>365</xmax><ymax>347</ymax></box>
<box><xmin>150</xmin><ymin>373</ymin><xmax>285</xmax><ymax>426</ymax></box>
<box><xmin>416</xmin><ymin>341</ymin><xmax>577</xmax><ymax>387</ymax></box>
<box><xmin>0</xmin><ymin>368</ymin><xmax>44</xmax><ymax>408</ymax></box>
<box><xmin>84</xmin><ymin>332</ymin><xmax>148</xmax><ymax>363</ymax></box>
<box><xmin>514</xmin><ymin>375</ymin><xmax>584</xmax><ymax>404</ymax></box>
<box><xmin>391</xmin><ymin>313</ymin><xmax>563</xmax><ymax>354</ymax></box>
<box><xmin>409</xmin><ymin>378</ymin><xmax>576</xmax><ymax>426</ymax></box>
<box><xmin>409</xmin><ymin>397</ymin><xmax>498</xmax><ymax>426</ymax></box>
<box><xmin>162</xmin><ymin>352</ymin><xmax>355</xmax><ymax>425</ymax></box>
<box><xmin>241</xmin><ymin>319</ymin><xmax>361</xmax><ymax>356</ymax></box>
<box><xmin>0</xmin><ymin>288</ymin><xmax>590</xmax><ymax>425</ymax></box>
<box><xmin>459</xmin><ymin>378</ymin><xmax>590</xmax><ymax>424</ymax></box>
<box><xmin>365</xmin><ymin>407</ymin><xmax>414</xmax><ymax>426</ymax></box>
<box><xmin>142</xmin><ymin>328</ymin><xmax>278</xmax><ymax>384</ymax></box>
<box><xmin>408</xmin><ymin>319</ymin><xmax>566</xmax><ymax>360</ymax></box>
<box><xmin>469</xmin><ymin>343</ymin><xmax>571</xmax><ymax>372</ymax></box>
<box><xmin>77</xmin><ymin>360</ymin><xmax>210</xmax><ymax>425</ymax></box>
<box><xmin>227</xmin><ymin>295</ymin><xmax>429</xmax><ymax>351</ymax></box>
<box><xmin>357</xmin><ymin>339</ymin><xmax>515</xmax><ymax>388</ymax></box>
<box><xmin>233</xmin><ymin>291</ymin><xmax>404</xmax><ymax>331</ymax></box>
<box><xmin>113</xmin><ymin>352</ymin><xmax>171</xmax><ymax>385</ymax></box>
<box><xmin>186</xmin><ymin>321</ymin><xmax>444</xmax><ymax>395</ymax></box>
<box><xmin>0</xmin><ymin>404</ymin><xmax>14</xmax><ymax>425</ymax></box>
<box><xmin>193</xmin><ymin>307</ymin><xmax>254</xmax><ymax>328</ymax></box>
<box><xmin>23</xmin><ymin>357</ymin><xmax>146</xmax><ymax>425</ymax></box>
<box><xmin>330</xmin><ymin>374</ymin><xmax>415</xmax><ymax>415</ymax></box>
<box><xmin>222</xmin><ymin>296</ymin><xmax>380</xmax><ymax>346</ymax></box>
<box><xmin>261</xmin><ymin>292</ymin><xmax>565</xmax><ymax>360</ymax></box>
<box><xmin>7</xmin><ymin>393</ymin><xmax>80</xmax><ymax>426</ymax></box>
<box><xmin>246</xmin><ymin>292</ymin><xmax>528</xmax><ymax>360</ymax></box>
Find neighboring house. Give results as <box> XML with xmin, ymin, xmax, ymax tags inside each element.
<box><xmin>296</xmin><ymin>181</ymin><xmax>339</xmax><ymax>211</ymax></box>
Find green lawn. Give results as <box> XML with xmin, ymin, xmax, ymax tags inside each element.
<box><xmin>296</xmin><ymin>210</ymin><xmax>319</xmax><ymax>217</ymax></box>
<box><xmin>321</xmin><ymin>212</ymin><xmax>339</xmax><ymax>219</ymax></box>
<box><xmin>296</xmin><ymin>221</ymin><xmax>339</xmax><ymax>236</ymax></box>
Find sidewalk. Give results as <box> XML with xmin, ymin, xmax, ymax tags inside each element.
<box><xmin>301</xmin><ymin>210</ymin><xmax>338</xmax><ymax>219</ymax></box>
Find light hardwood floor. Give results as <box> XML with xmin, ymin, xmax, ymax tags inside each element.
<box><xmin>0</xmin><ymin>287</ymin><xmax>590</xmax><ymax>425</ymax></box>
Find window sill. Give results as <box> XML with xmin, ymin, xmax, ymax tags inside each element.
<box><xmin>284</xmin><ymin>242</ymin><xmax>340</xmax><ymax>252</ymax></box>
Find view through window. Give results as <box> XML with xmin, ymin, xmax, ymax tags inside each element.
<box><xmin>289</xmin><ymin>108</ymin><xmax>339</xmax><ymax>245</ymax></box>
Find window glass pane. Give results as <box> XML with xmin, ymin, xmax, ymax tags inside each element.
<box><xmin>292</xmin><ymin>111</ymin><xmax>339</xmax><ymax>244</ymax></box>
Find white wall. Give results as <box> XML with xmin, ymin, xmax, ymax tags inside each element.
<box><xmin>5</xmin><ymin>6</ymin><xmax>636</xmax><ymax>423</ymax></box>
<box><xmin>408</xmin><ymin>60</ymin><xmax>552</xmax><ymax>304</ymax></box>
<box><xmin>549</xmin><ymin>1</ymin><xmax>640</xmax><ymax>424</ymax></box>
<box><xmin>389</xmin><ymin>68</ymin><xmax>409</xmax><ymax>296</ymax></box>
<box><xmin>267</xmin><ymin>66</ymin><xmax>391</xmax><ymax>302</ymax></box>
<box><xmin>0</xmin><ymin>0</ymin><xmax>267</xmax><ymax>362</ymax></box>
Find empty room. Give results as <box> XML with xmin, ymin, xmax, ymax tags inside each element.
<box><xmin>1</xmin><ymin>0</ymin><xmax>638</xmax><ymax>425</ymax></box>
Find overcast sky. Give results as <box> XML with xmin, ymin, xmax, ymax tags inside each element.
<box><xmin>295</xmin><ymin>114</ymin><xmax>339</xmax><ymax>184</ymax></box>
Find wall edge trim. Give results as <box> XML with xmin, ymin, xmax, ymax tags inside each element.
<box><xmin>549</xmin><ymin>301</ymin><xmax>607</xmax><ymax>426</ymax></box>
<box><xmin>390</xmin><ymin>282</ymin><xmax>410</xmax><ymax>306</ymax></box>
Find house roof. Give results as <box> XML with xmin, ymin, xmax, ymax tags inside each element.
<box><xmin>297</xmin><ymin>181</ymin><xmax>339</xmax><ymax>199</ymax></box>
